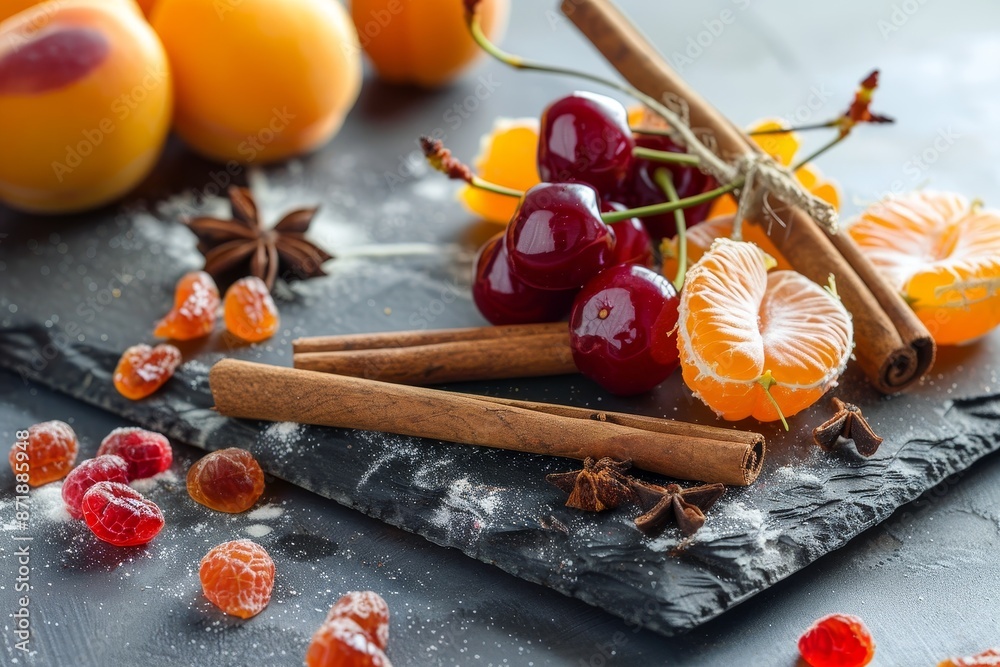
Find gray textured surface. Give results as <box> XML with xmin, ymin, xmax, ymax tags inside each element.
<box><xmin>2</xmin><ymin>0</ymin><xmax>1000</xmax><ymax>664</ymax></box>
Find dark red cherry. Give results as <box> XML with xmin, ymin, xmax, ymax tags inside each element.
<box><xmin>505</xmin><ymin>182</ymin><xmax>615</xmax><ymax>291</ymax></box>
<box><xmin>602</xmin><ymin>201</ymin><xmax>652</xmax><ymax>267</ymax></box>
<box><xmin>622</xmin><ymin>133</ymin><xmax>718</xmax><ymax>239</ymax></box>
<box><xmin>538</xmin><ymin>91</ymin><xmax>635</xmax><ymax>195</ymax></box>
<box><xmin>569</xmin><ymin>264</ymin><xmax>680</xmax><ymax>396</ymax></box>
<box><xmin>472</xmin><ymin>232</ymin><xmax>576</xmax><ymax>325</ymax></box>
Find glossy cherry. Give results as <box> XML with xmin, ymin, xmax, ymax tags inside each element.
<box><xmin>472</xmin><ymin>232</ymin><xmax>576</xmax><ymax>325</ymax></box>
<box><xmin>602</xmin><ymin>201</ymin><xmax>652</xmax><ymax>267</ymax></box>
<box><xmin>538</xmin><ymin>91</ymin><xmax>635</xmax><ymax>194</ymax></box>
<box><xmin>505</xmin><ymin>182</ymin><xmax>615</xmax><ymax>290</ymax></box>
<box><xmin>569</xmin><ymin>264</ymin><xmax>680</xmax><ymax>396</ymax></box>
<box><xmin>621</xmin><ymin>133</ymin><xmax>718</xmax><ymax>239</ymax></box>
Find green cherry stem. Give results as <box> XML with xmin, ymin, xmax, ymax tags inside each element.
<box><xmin>633</xmin><ymin>147</ymin><xmax>701</xmax><ymax>167</ymax></box>
<box><xmin>601</xmin><ymin>180</ymin><xmax>740</xmax><ymax>224</ymax></box>
<box><xmin>654</xmin><ymin>168</ymin><xmax>688</xmax><ymax>292</ymax></box>
<box><xmin>748</xmin><ymin>121</ymin><xmax>840</xmax><ymax>135</ymax></box>
<box><xmin>790</xmin><ymin>133</ymin><xmax>849</xmax><ymax>172</ymax></box>
<box><xmin>469</xmin><ymin>177</ymin><xmax>523</xmax><ymax>198</ymax></box>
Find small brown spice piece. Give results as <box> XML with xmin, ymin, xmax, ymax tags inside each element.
<box><xmin>813</xmin><ymin>397</ymin><xmax>884</xmax><ymax>457</ymax></box>
<box><xmin>631</xmin><ymin>481</ymin><xmax>726</xmax><ymax>536</ymax></box>
<box><xmin>187</xmin><ymin>186</ymin><xmax>333</xmax><ymax>290</ymax></box>
<box><xmin>545</xmin><ymin>457</ymin><xmax>635</xmax><ymax>512</ymax></box>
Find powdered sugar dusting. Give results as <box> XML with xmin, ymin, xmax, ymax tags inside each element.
<box><xmin>33</xmin><ymin>483</ymin><xmax>71</xmax><ymax>523</ymax></box>
<box><xmin>261</xmin><ymin>421</ymin><xmax>303</xmax><ymax>458</ymax></box>
<box><xmin>244</xmin><ymin>524</ymin><xmax>273</xmax><ymax>537</ymax></box>
<box><xmin>430</xmin><ymin>477</ymin><xmax>507</xmax><ymax>537</ymax></box>
<box><xmin>130</xmin><ymin>469</ymin><xmax>179</xmax><ymax>493</ymax></box>
<box><xmin>246</xmin><ymin>504</ymin><xmax>284</xmax><ymax>521</ymax></box>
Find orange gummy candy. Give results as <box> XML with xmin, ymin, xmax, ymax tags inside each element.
<box><xmin>199</xmin><ymin>539</ymin><xmax>275</xmax><ymax>619</ymax></box>
<box><xmin>939</xmin><ymin>648</ymin><xmax>1000</xmax><ymax>667</ymax></box>
<box><xmin>154</xmin><ymin>270</ymin><xmax>220</xmax><ymax>340</ymax></box>
<box><xmin>112</xmin><ymin>343</ymin><xmax>182</xmax><ymax>400</ymax></box>
<box><xmin>187</xmin><ymin>447</ymin><xmax>265</xmax><ymax>513</ymax></box>
<box><xmin>306</xmin><ymin>617</ymin><xmax>392</xmax><ymax>667</ymax></box>
<box><xmin>9</xmin><ymin>420</ymin><xmax>78</xmax><ymax>486</ymax></box>
<box><xmin>223</xmin><ymin>276</ymin><xmax>279</xmax><ymax>343</ymax></box>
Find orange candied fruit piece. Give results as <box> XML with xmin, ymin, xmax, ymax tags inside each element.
<box><xmin>199</xmin><ymin>539</ymin><xmax>275</xmax><ymax>619</ymax></box>
<box><xmin>459</xmin><ymin>118</ymin><xmax>541</xmax><ymax>225</ymax></box>
<box><xmin>113</xmin><ymin>343</ymin><xmax>182</xmax><ymax>400</ymax></box>
<box><xmin>154</xmin><ymin>270</ymin><xmax>220</xmax><ymax>340</ymax></box>
<box><xmin>223</xmin><ymin>276</ymin><xmax>280</xmax><ymax>343</ymax></box>
<box><xmin>187</xmin><ymin>447</ymin><xmax>265</xmax><ymax>513</ymax></box>
<box><xmin>938</xmin><ymin>648</ymin><xmax>1000</xmax><ymax>667</ymax></box>
<box><xmin>326</xmin><ymin>591</ymin><xmax>390</xmax><ymax>650</ymax></box>
<box><xmin>306</xmin><ymin>590</ymin><xmax>391</xmax><ymax>666</ymax></box>
<box><xmin>9</xmin><ymin>420</ymin><xmax>78</xmax><ymax>486</ymax></box>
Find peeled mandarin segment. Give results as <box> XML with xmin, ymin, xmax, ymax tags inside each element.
<box><xmin>0</xmin><ymin>1</ymin><xmax>171</xmax><ymax>214</ymax></box>
<box><xmin>153</xmin><ymin>270</ymin><xmax>220</xmax><ymax>340</ymax></box>
<box><xmin>678</xmin><ymin>239</ymin><xmax>853</xmax><ymax>423</ymax></box>
<box><xmin>351</xmin><ymin>0</ymin><xmax>508</xmax><ymax>88</ymax></box>
<box><xmin>200</xmin><ymin>540</ymin><xmax>275</xmax><ymax>619</ymax></box>
<box><xmin>223</xmin><ymin>276</ymin><xmax>280</xmax><ymax>343</ymax></box>
<box><xmin>849</xmin><ymin>191</ymin><xmax>1000</xmax><ymax>345</ymax></box>
<box><xmin>459</xmin><ymin>118</ymin><xmax>541</xmax><ymax>224</ymax></box>
<box><xmin>187</xmin><ymin>447</ymin><xmax>265</xmax><ymax>513</ymax></box>
<box><xmin>153</xmin><ymin>0</ymin><xmax>361</xmax><ymax>163</ymax></box>
<box><xmin>9</xmin><ymin>420</ymin><xmax>79</xmax><ymax>486</ymax></box>
<box><xmin>661</xmin><ymin>214</ymin><xmax>793</xmax><ymax>281</ymax></box>
<box><xmin>112</xmin><ymin>343</ymin><xmax>182</xmax><ymax>400</ymax></box>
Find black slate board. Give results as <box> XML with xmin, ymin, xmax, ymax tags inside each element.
<box><xmin>2</xmin><ymin>183</ymin><xmax>999</xmax><ymax>636</ymax></box>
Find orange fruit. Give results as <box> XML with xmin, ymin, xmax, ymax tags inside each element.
<box><xmin>662</xmin><ymin>213</ymin><xmax>792</xmax><ymax>281</ymax></box>
<box><xmin>351</xmin><ymin>0</ymin><xmax>508</xmax><ymax>88</ymax></box>
<box><xmin>848</xmin><ymin>191</ymin><xmax>1000</xmax><ymax>345</ymax></box>
<box><xmin>459</xmin><ymin>117</ymin><xmax>540</xmax><ymax>224</ymax></box>
<box><xmin>678</xmin><ymin>239</ymin><xmax>853</xmax><ymax>424</ymax></box>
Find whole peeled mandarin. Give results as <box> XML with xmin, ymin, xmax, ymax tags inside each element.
<box><xmin>151</xmin><ymin>0</ymin><xmax>361</xmax><ymax>163</ymax></box>
<box><xmin>351</xmin><ymin>0</ymin><xmax>508</xmax><ymax>88</ymax></box>
<box><xmin>0</xmin><ymin>0</ymin><xmax>141</xmax><ymax>24</ymax></box>
<box><xmin>0</xmin><ymin>0</ymin><xmax>171</xmax><ymax>213</ymax></box>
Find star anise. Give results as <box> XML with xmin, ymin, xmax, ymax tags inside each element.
<box><xmin>812</xmin><ymin>397</ymin><xmax>884</xmax><ymax>457</ymax></box>
<box><xmin>630</xmin><ymin>481</ymin><xmax>726</xmax><ymax>536</ymax></box>
<box><xmin>546</xmin><ymin>457</ymin><xmax>636</xmax><ymax>512</ymax></box>
<box><xmin>187</xmin><ymin>186</ymin><xmax>333</xmax><ymax>290</ymax></box>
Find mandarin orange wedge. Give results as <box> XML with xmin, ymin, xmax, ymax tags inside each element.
<box><xmin>678</xmin><ymin>239</ymin><xmax>853</xmax><ymax>424</ymax></box>
<box><xmin>459</xmin><ymin>118</ymin><xmax>540</xmax><ymax>224</ymax></box>
<box><xmin>662</xmin><ymin>213</ymin><xmax>793</xmax><ymax>281</ymax></box>
<box><xmin>849</xmin><ymin>191</ymin><xmax>1000</xmax><ymax>345</ymax></box>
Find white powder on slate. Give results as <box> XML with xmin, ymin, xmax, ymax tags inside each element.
<box><xmin>775</xmin><ymin>464</ymin><xmax>822</xmax><ymax>485</ymax></box>
<box><xmin>261</xmin><ymin>421</ymin><xmax>303</xmax><ymax>458</ymax></box>
<box><xmin>33</xmin><ymin>483</ymin><xmax>70</xmax><ymax>523</ymax></box>
<box><xmin>430</xmin><ymin>478</ymin><xmax>505</xmax><ymax>534</ymax></box>
<box><xmin>246</xmin><ymin>504</ymin><xmax>284</xmax><ymax>521</ymax></box>
<box><xmin>245</xmin><ymin>524</ymin><xmax>273</xmax><ymax>537</ymax></box>
<box><xmin>130</xmin><ymin>469</ymin><xmax>179</xmax><ymax>493</ymax></box>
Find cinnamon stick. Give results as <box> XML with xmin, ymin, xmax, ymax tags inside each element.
<box><xmin>293</xmin><ymin>332</ymin><xmax>575</xmax><ymax>385</ymax></box>
<box><xmin>562</xmin><ymin>0</ymin><xmax>935</xmax><ymax>393</ymax></box>
<box><xmin>210</xmin><ymin>359</ymin><xmax>765</xmax><ymax>485</ymax></box>
<box><xmin>293</xmin><ymin>322</ymin><xmax>566</xmax><ymax>354</ymax></box>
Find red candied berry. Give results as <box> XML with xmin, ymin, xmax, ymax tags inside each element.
<box><xmin>81</xmin><ymin>481</ymin><xmax>165</xmax><ymax>547</ymax></box>
<box><xmin>305</xmin><ymin>617</ymin><xmax>392</xmax><ymax>667</ymax></box>
<box><xmin>97</xmin><ymin>427</ymin><xmax>173</xmax><ymax>481</ymax></box>
<box><xmin>61</xmin><ymin>455</ymin><xmax>130</xmax><ymax>520</ymax></box>
<box><xmin>327</xmin><ymin>591</ymin><xmax>390</xmax><ymax>650</ymax></box>
<box><xmin>798</xmin><ymin>613</ymin><xmax>875</xmax><ymax>667</ymax></box>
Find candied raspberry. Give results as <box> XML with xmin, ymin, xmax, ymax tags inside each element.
<box><xmin>61</xmin><ymin>455</ymin><xmax>130</xmax><ymax>519</ymax></box>
<box><xmin>97</xmin><ymin>427</ymin><xmax>173</xmax><ymax>481</ymax></box>
<box><xmin>798</xmin><ymin>613</ymin><xmax>875</xmax><ymax>667</ymax></box>
<box><xmin>154</xmin><ymin>271</ymin><xmax>220</xmax><ymax>340</ymax></box>
<box><xmin>113</xmin><ymin>343</ymin><xmax>182</xmax><ymax>400</ymax></box>
<box><xmin>223</xmin><ymin>276</ymin><xmax>279</xmax><ymax>343</ymax></box>
<box><xmin>199</xmin><ymin>540</ymin><xmax>275</xmax><ymax>619</ymax></box>
<box><xmin>305</xmin><ymin>617</ymin><xmax>393</xmax><ymax>667</ymax></box>
<box><xmin>327</xmin><ymin>591</ymin><xmax>390</xmax><ymax>650</ymax></box>
<box><xmin>81</xmin><ymin>481</ymin><xmax>165</xmax><ymax>547</ymax></box>
<box><xmin>187</xmin><ymin>448</ymin><xmax>265</xmax><ymax>513</ymax></box>
<box><xmin>939</xmin><ymin>648</ymin><xmax>1000</xmax><ymax>667</ymax></box>
<box><xmin>9</xmin><ymin>420</ymin><xmax>78</xmax><ymax>486</ymax></box>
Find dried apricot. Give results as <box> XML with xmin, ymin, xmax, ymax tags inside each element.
<box><xmin>187</xmin><ymin>448</ymin><xmax>265</xmax><ymax>513</ymax></box>
<box><xmin>113</xmin><ymin>343</ymin><xmax>181</xmax><ymax>400</ymax></box>
<box><xmin>154</xmin><ymin>270</ymin><xmax>220</xmax><ymax>340</ymax></box>
<box><xmin>223</xmin><ymin>276</ymin><xmax>279</xmax><ymax>343</ymax></box>
<box><xmin>61</xmin><ymin>455</ymin><xmax>129</xmax><ymax>519</ymax></box>
<box><xmin>9</xmin><ymin>420</ymin><xmax>78</xmax><ymax>486</ymax></box>
<box><xmin>306</xmin><ymin>617</ymin><xmax>392</xmax><ymax>667</ymax></box>
<box><xmin>327</xmin><ymin>591</ymin><xmax>390</xmax><ymax>650</ymax></box>
<box><xmin>81</xmin><ymin>481</ymin><xmax>165</xmax><ymax>546</ymax></box>
<box><xmin>798</xmin><ymin>613</ymin><xmax>875</xmax><ymax>667</ymax></box>
<box><xmin>199</xmin><ymin>539</ymin><xmax>275</xmax><ymax>619</ymax></box>
<box><xmin>97</xmin><ymin>427</ymin><xmax>173</xmax><ymax>481</ymax></box>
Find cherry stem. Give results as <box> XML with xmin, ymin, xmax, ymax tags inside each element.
<box><xmin>601</xmin><ymin>180</ymin><xmax>739</xmax><ymax>224</ymax></box>
<box><xmin>758</xmin><ymin>370</ymin><xmax>790</xmax><ymax>432</ymax></box>
<box><xmin>470</xmin><ymin>176</ymin><xmax>523</xmax><ymax>198</ymax></box>
<box><xmin>633</xmin><ymin>147</ymin><xmax>701</xmax><ymax>167</ymax></box>
<box><xmin>790</xmin><ymin>133</ymin><xmax>848</xmax><ymax>172</ymax></box>
<box><xmin>748</xmin><ymin>121</ymin><xmax>839</xmax><ymax>135</ymax></box>
<box><xmin>654</xmin><ymin>169</ymin><xmax>688</xmax><ymax>291</ymax></box>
